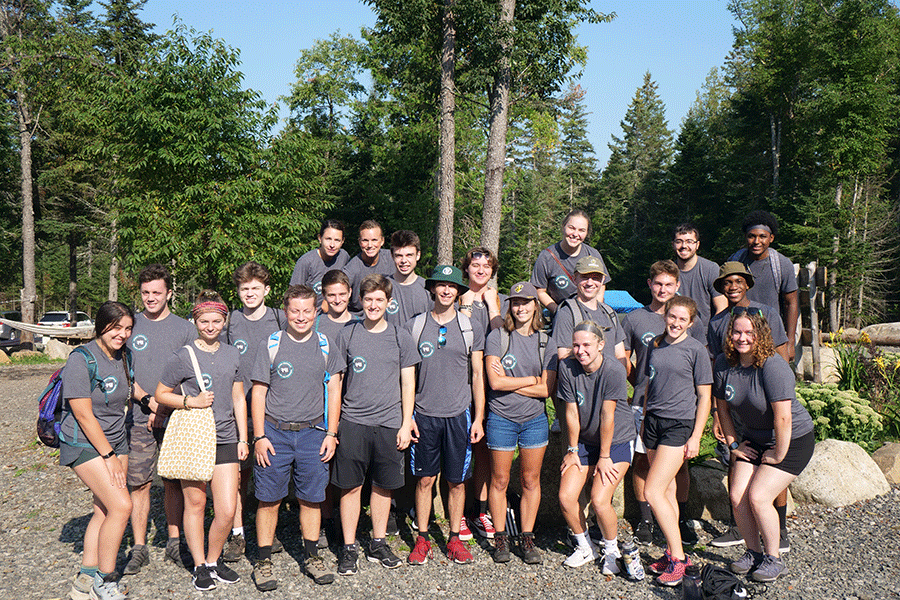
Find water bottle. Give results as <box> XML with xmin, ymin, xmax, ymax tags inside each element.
<box><xmin>682</xmin><ymin>564</ymin><xmax>702</xmax><ymax>600</ymax></box>
<box><xmin>620</xmin><ymin>537</ymin><xmax>645</xmax><ymax>581</ymax></box>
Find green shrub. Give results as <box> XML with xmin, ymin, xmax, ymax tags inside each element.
<box><xmin>796</xmin><ymin>383</ymin><xmax>883</xmax><ymax>452</ymax></box>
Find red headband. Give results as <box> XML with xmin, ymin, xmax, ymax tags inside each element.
<box><xmin>192</xmin><ymin>301</ymin><xmax>228</xmax><ymax>319</ymax></box>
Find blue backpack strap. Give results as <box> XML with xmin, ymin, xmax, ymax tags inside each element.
<box><xmin>267</xmin><ymin>330</ymin><xmax>283</xmax><ymax>368</ymax></box>
<box><xmin>317</xmin><ymin>331</ymin><xmax>331</xmax><ymax>429</ymax></box>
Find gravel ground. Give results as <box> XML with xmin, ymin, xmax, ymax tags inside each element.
<box><xmin>2</xmin><ymin>365</ymin><xmax>898</xmax><ymax>600</ymax></box>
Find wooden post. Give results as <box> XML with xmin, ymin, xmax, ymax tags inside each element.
<box><xmin>808</xmin><ymin>261</ymin><xmax>821</xmax><ymax>383</ymax></box>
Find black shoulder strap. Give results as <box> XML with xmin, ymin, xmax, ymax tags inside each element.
<box><xmin>271</xmin><ymin>306</ymin><xmax>283</xmax><ymax>329</ymax></box>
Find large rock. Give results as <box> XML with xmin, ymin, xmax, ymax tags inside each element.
<box><xmin>798</xmin><ymin>345</ymin><xmax>840</xmax><ymax>384</ymax></box>
<box><xmin>790</xmin><ymin>438</ymin><xmax>890</xmax><ymax>507</ymax></box>
<box><xmin>44</xmin><ymin>338</ymin><xmax>73</xmax><ymax>360</ymax></box>
<box><xmin>872</xmin><ymin>443</ymin><xmax>900</xmax><ymax>485</ymax></box>
<box><xmin>0</xmin><ymin>350</ymin><xmax>9</xmax><ymax>364</ymax></box>
<box><xmin>686</xmin><ymin>460</ymin><xmax>730</xmax><ymax>522</ymax></box>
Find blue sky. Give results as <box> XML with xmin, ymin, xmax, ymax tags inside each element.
<box><xmin>138</xmin><ymin>0</ymin><xmax>737</xmax><ymax>168</ymax></box>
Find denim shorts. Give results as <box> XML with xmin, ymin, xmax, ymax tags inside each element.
<box><xmin>485</xmin><ymin>411</ymin><xmax>549</xmax><ymax>452</ymax></box>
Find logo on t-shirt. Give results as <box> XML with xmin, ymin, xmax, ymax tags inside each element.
<box><xmin>201</xmin><ymin>373</ymin><xmax>213</xmax><ymax>389</ymax></box>
<box><xmin>555</xmin><ymin>275</ymin><xmax>570</xmax><ymax>290</ymax></box>
<box><xmin>314</xmin><ymin>281</ymin><xmax>323</xmax><ymax>295</ymax></box>
<box><xmin>576</xmin><ymin>391</ymin><xmax>585</xmax><ymax>406</ymax></box>
<box><xmin>387</xmin><ymin>298</ymin><xmax>399</xmax><ymax>315</ymax></box>
<box><xmin>131</xmin><ymin>334</ymin><xmax>149</xmax><ymax>351</ymax></box>
<box><xmin>501</xmin><ymin>354</ymin><xmax>517</xmax><ymax>369</ymax></box>
<box><xmin>352</xmin><ymin>356</ymin><xmax>367</xmax><ymax>373</ymax></box>
<box><xmin>418</xmin><ymin>341</ymin><xmax>435</xmax><ymax>358</ymax></box>
<box><xmin>725</xmin><ymin>384</ymin><xmax>735</xmax><ymax>402</ymax></box>
<box><xmin>648</xmin><ymin>365</ymin><xmax>656</xmax><ymax>381</ymax></box>
<box><xmin>102</xmin><ymin>376</ymin><xmax>118</xmax><ymax>393</ymax></box>
<box><xmin>233</xmin><ymin>339</ymin><xmax>248</xmax><ymax>354</ymax></box>
<box><xmin>641</xmin><ymin>332</ymin><xmax>655</xmax><ymax>347</ymax></box>
<box><xmin>276</xmin><ymin>361</ymin><xmax>293</xmax><ymax>378</ymax></box>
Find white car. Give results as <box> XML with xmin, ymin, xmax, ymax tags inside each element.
<box><xmin>35</xmin><ymin>311</ymin><xmax>94</xmax><ymax>343</ymax></box>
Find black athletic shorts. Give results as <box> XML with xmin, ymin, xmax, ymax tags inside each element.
<box><xmin>737</xmin><ymin>430</ymin><xmax>815</xmax><ymax>476</ymax></box>
<box><xmin>642</xmin><ymin>413</ymin><xmax>694</xmax><ymax>450</ymax></box>
<box><xmin>331</xmin><ymin>420</ymin><xmax>405</xmax><ymax>491</ymax></box>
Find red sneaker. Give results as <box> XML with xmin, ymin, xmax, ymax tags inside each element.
<box><xmin>446</xmin><ymin>536</ymin><xmax>474</xmax><ymax>564</ymax></box>
<box><xmin>473</xmin><ymin>513</ymin><xmax>495</xmax><ymax>539</ymax></box>
<box><xmin>407</xmin><ymin>536</ymin><xmax>433</xmax><ymax>565</ymax></box>
<box><xmin>648</xmin><ymin>549</ymin><xmax>671</xmax><ymax>575</ymax></box>
<box><xmin>655</xmin><ymin>555</ymin><xmax>690</xmax><ymax>587</ymax></box>
<box><xmin>459</xmin><ymin>517</ymin><xmax>474</xmax><ymax>541</ymax></box>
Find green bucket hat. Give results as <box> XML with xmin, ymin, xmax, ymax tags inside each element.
<box><xmin>425</xmin><ymin>265</ymin><xmax>469</xmax><ymax>294</ymax></box>
<box><xmin>713</xmin><ymin>261</ymin><xmax>755</xmax><ymax>293</ymax></box>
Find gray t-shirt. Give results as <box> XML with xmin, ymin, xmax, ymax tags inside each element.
<box><xmin>622</xmin><ymin>306</ymin><xmax>666</xmax><ymax>405</ymax></box>
<box><xmin>128</xmin><ymin>311</ymin><xmax>196</xmax><ymax>425</ymax></box>
<box><xmin>485</xmin><ymin>328</ymin><xmax>557</xmax><ymax>423</ymax></box>
<box><xmin>250</xmin><ymin>331</ymin><xmax>332</xmax><ymax>423</ymax></box>
<box><xmin>468</xmin><ymin>294</ymin><xmax>510</xmax><ymax>338</ymax></box>
<box><xmin>331</xmin><ymin>322</ymin><xmax>420</xmax><ymax>428</ymax></box>
<box><xmin>553</xmin><ymin>299</ymin><xmax>624</xmax><ymax>362</ymax></box>
<box><xmin>646</xmin><ymin>336</ymin><xmax>713</xmax><ymax>420</ymax></box>
<box><xmin>713</xmin><ymin>354</ymin><xmax>813</xmax><ymax>444</ymax></box>
<box><xmin>679</xmin><ymin>256</ymin><xmax>721</xmax><ymax>343</ymax></box>
<box><xmin>344</xmin><ymin>249</ymin><xmax>395</xmax><ymax>313</ymax></box>
<box><xmin>406</xmin><ymin>313</ymin><xmax>485</xmax><ymax>418</ymax></box>
<box><xmin>61</xmin><ymin>340</ymin><xmax>131</xmax><ymax>448</ymax></box>
<box><xmin>160</xmin><ymin>344</ymin><xmax>242</xmax><ymax>443</ymax></box>
<box><xmin>733</xmin><ymin>249</ymin><xmax>798</xmax><ymax>314</ymax></box>
<box><xmin>386</xmin><ymin>276</ymin><xmax>431</xmax><ymax>327</ymax></box>
<box><xmin>707</xmin><ymin>301</ymin><xmax>788</xmax><ymax>360</ymax></box>
<box><xmin>530</xmin><ymin>242</ymin><xmax>609</xmax><ymax>306</ymax></box>
<box><xmin>290</xmin><ymin>247</ymin><xmax>350</xmax><ymax>303</ymax></box>
<box><xmin>314</xmin><ymin>314</ymin><xmax>358</xmax><ymax>348</ymax></box>
<box><xmin>222</xmin><ymin>307</ymin><xmax>285</xmax><ymax>399</ymax></box>
<box><xmin>558</xmin><ymin>356</ymin><xmax>635</xmax><ymax>448</ymax></box>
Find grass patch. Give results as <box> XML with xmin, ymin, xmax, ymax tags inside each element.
<box><xmin>7</xmin><ymin>353</ymin><xmax>64</xmax><ymax>365</ymax></box>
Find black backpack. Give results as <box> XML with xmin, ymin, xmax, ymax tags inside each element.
<box><xmin>701</xmin><ymin>564</ymin><xmax>748</xmax><ymax>599</ymax></box>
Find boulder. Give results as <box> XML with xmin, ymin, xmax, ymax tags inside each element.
<box><xmin>44</xmin><ymin>338</ymin><xmax>73</xmax><ymax>360</ymax></box>
<box><xmin>799</xmin><ymin>345</ymin><xmax>840</xmax><ymax>384</ymax></box>
<box><xmin>790</xmin><ymin>438</ymin><xmax>890</xmax><ymax>507</ymax></box>
<box><xmin>686</xmin><ymin>460</ymin><xmax>730</xmax><ymax>522</ymax></box>
<box><xmin>872</xmin><ymin>442</ymin><xmax>900</xmax><ymax>485</ymax></box>
<box><xmin>11</xmin><ymin>349</ymin><xmax>41</xmax><ymax>359</ymax></box>
<box><xmin>0</xmin><ymin>350</ymin><xmax>9</xmax><ymax>364</ymax></box>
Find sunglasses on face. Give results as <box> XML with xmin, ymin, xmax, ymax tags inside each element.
<box><xmin>730</xmin><ymin>306</ymin><xmax>762</xmax><ymax>317</ymax></box>
<box><xmin>438</xmin><ymin>325</ymin><xmax>447</xmax><ymax>348</ymax></box>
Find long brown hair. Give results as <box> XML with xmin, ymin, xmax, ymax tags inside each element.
<box><xmin>502</xmin><ymin>298</ymin><xmax>544</xmax><ymax>335</ymax></box>
<box><xmin>724</xmin><ymin>312</ymin><xmax>775</xmax><ymax>368</ymax></box>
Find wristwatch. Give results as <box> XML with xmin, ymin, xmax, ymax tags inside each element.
<box><xmin>252</xmin><ymin>435</ymin><xmax>268</xmax><ymax>444</ymax></box>
<box><xmin>566</xmin><ymin>446</ymin><xmax>579</xmax><ymax>454</ymax></box>
<box><xmin>729</xmin><ymin>441</ymin><xmax>739</xmax><ymax>451</ymax></box>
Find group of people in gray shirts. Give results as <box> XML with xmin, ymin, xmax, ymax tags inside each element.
<box><xmin>58</xmin><ymin>208</ymin><xmax>814</xmax><ymax>599</ymax></box>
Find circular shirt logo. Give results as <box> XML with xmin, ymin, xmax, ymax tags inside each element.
<box><xmin>276</xmin><ymin>361</ymin><xmax>293</xmax><ymax>378</ymax></box>
<box><xmin>725</xmin><ymin>384</ymin><xmax>735</xmax><ymax>402</ymax></box>
<box><xmin>234</xmin><ymin>339</ymin><xmax>248</xmax><ymax>354</ymax></box>
<box><xmin>387</xmin><ymin>298</ymin><xmax>399</xmax><ymax>315</ymax></box>
<box><xmin>418</xmin><ymin>341</ymin><xmax>435</xmax><ymax>358</ymax></box>
<box><xmin>352</xmin><ymin>356</ymin><xmax>367</xmax><ymax>373</ymax></box>
<box><xmin>576</xmin><ymin>391</ymin><xmax>585</xmax><ymax>406</ymax></box>
<box><xmin>202</xmin><ymin>373</ymin><xmax>213</xmax><ymax>389</ymax></box>
<box><xmin>102</xmin><ymin>376</ymin><xmax>118</xmax><ymax>393</ymax></box>
<box><xmin>648</xmin><ymin>365</ymin><xmax>656</xmax><ymax>381</ymax></box>
<box><xmin>442</xmin><ymin>266</ymin><xmax>453</xmax><ymax>275</ymax></box>
<box><xmin>313</xmin><ymin>281</ymin><xmax>323</xmax><ymax>294</ymax></box>
<box><xmin>555</xmin><ymin>275</ymin><xmax>570</xmax><ymax>289</ymax></box>
<box><xmin>641</xmin><ymin>331</ymin><xmax>655</xmax><ymax>347</ymax></box>
<box><xmin>501</xmin><ymin>354</ymin><xmax>517</xmax><ymax>369</ymax></box>
<box><xmin>131</xmin><ymin>334</ymin><xmax>148</xmax><ymax>351</ymax></box>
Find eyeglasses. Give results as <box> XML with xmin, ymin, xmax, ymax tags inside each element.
<box><xmin>673</xmin><ymin>239</ymin><xmax>698</xmax><ymax>246</ymax></box>
<box><xmin>438</xmin><ymin>325</ymin><xmax>447</xmax><ymax>348</ymax></box>
<box><xmin>730</xmin><ymin>306</ymin><xmax>762</xmax><ymax>317</ymax></box>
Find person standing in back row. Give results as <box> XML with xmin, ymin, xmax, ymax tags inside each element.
<box><xmin>672</xmin><ymin>223</ymin><xmax>727</xmax><ymax>343</ymax></box>
<box><xmin>344</xmin><ymin>220</ymin><xmax>395</xmax><ymax>314</ymax></box>
<box><xmin>729</xmin><ymin>211</ymin><xmax>799</xmax><ymax>362</ymax></box>
<box><xmin>290</xmin><ymin>219</ymin><xmax>350</xmax><ymax>309</ymax></box>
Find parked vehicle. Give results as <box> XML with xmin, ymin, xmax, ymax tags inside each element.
<box><xmin>0</xmin><ymin>311</ymin><xmax>21</xmax><ymax>341</ymax></box>
<box><xmin>35</xmin><ymin>311</ymin><xmax>93</xmax><ymax>343</ymax></box>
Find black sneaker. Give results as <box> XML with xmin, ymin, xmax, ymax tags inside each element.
<box><xmin>211</xmin><ymin>558</ymin><xmax>240</xmax><ymax>584</ymax></box>
<box><xmin>338</xmin><ymin>544</ymin><xmax>359</xmax><ymax>575</ymax></box>
<box><xmin>679</xmin><ymin>520</ymin><xmax>698</xmax><ymax>546</ymax></box>
<box><xmin>386</xmin><ymin>510</ymin><xmax>400</xmax><ymax>536</ymax></box>
<box><xmin>165</xmin><ymin>538</ymin><xmax>186</xmax><ymax>569</ymax></box>
<box><xmin>123</xmin><ymin>544</ymin><xmax>150</xmax><ymax>575</ymax></box>
<box><xmin>366</xmin><ymin>542</ymin><xmax>402</xmax><ymax>569</ymax></box>
<box><xmin>634</xmin><ymin>520</ymin><xmax>654</xmax><ymax>545</ymax></box>
<box><xmin>192</xmin><ymin>565</ymin><xmax>216</xmax><ymax>591</ymax></box>
<box><xmin>710</xmin><ymin>526</ymin><xmax>744</xmax><ymax>548</ymax></box>
<box><xmin>492</xmin><ymin>533</ymin><xmax>511</xmax><ymax>563</ymax></box>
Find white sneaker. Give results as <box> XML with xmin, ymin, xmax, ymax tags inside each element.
<box><xmin>564</xmin><ymin>543</ymin><xmax>599</xmax><ymax>568</ymax></box>
<box><xmin>600</xmin><ymin>551</ymin><xmax>621</xmax><ymax>575</ymax></box>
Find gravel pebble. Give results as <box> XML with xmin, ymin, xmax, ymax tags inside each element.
<box><xmin>1</xmin><ymin>367</ymin><xmax>898</xmax><ymax>599</ymax></box>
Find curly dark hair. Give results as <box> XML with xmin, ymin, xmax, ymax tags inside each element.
<box><xmin>724</xmin><ymin>311</ymin><xmax>776</xmax><ymax>368</ymax></box>
<box><xmin>741</xmin><ymin>210</ymin><xmax>779</xmax><ymax>236</ymax></box>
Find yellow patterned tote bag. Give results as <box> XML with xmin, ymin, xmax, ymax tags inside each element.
<box><xmin>157</xmin><ymin>345</ymin><xmax>216</xmax><ymax>481</ymax></box>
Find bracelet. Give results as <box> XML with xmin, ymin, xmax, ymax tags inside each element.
<box><xmin>599</xmin><ymin>455</ymin><xmax>610</xmax><ymax>459</ymax></box>
<box><xmin>326</xmin><ymin>431</ymin><xmax>338</xmax><ymax>438</ymax></box>
<box><xmin>459</xmin><ymin>303</ymin><xmax>473</xmax><ymax>310</ymax></box>
<box><xmin>238</xmin><ymin>440</ymin><xmax>249</xmax><ymax>446</ymax></box>
<box><xmin>183</xmin><ymin>395</ymin><xmax>190</xmax><ymax>409</ymax></box>
<box><xmin>101</xmin><ymin>450</ymin><xmax>116</xmax><ymax>459</ymax></box>
<box><xmin>566</xmin><ymin>446</ymin><xmax>578</xmax><ymax>454</ymax></box>
<box><xmin>252</xmin><ymin>435</ymin><xmax>267</xmax><ymax>444</ymax></box>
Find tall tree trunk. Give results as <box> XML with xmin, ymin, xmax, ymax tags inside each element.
<box><xmin>829</xmin><ymin>181</ymin><xmax>841</xmax><ymax>330</ymax></box>
<box><xmin>480</xmin><ymin>0</ymin><xmax>515</xmax><ymax>259</ymax></box>
<box><xmin>108</xmin><ymin>221</ymin><xmax>119</xmax><ymax>301</ymax></box>
<box><xmin>68</xmin><ymin>232</ymin><xmax>77</xmax><ymax>323</ymax></box>
<box><xmin>17</xmin><ymin>89</ymin><xmax>36</xmax><ymax>341</ymax></box>
<box><xmin>436</xmin><ymin>0</ymin><xmax>456</xmax><ymax>265</ymax></box>
<box><xmin>770</xmin><ymin>113</ymin><xmax>780</xmax><ymax>201</ymax></box>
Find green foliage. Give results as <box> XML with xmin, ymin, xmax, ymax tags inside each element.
<box><xmin>796</xmin><ymin>383</ymin><xmax>883</xmax><ymax>451</ymax></box>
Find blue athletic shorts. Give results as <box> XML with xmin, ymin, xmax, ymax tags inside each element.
<box><xmin>410</xmin><ymin>410</ymin><xmax>472</xmax><ymax>483</ymax></box>
<box><xmin>578</xmin><ymin>440</ymin><xmax>634</xmax><ymax>466</ymax></box>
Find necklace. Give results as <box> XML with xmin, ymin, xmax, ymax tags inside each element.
<box><xmin>195</xmin><ymin>339</ymin><xmax>220</xmax><ymax>353</ymax></box>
